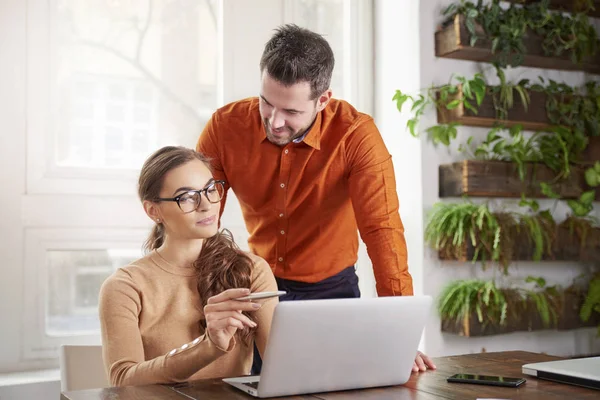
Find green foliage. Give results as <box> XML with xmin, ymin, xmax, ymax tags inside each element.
<box><xmin>460</xmin><ymin>125</ymin><xmax>541</xmax><ymax>181</ymax></box>
<box><xmin>536</xmin><ymin>126</ymin><xmax>588</xmax><ymax>178</ymax></box>
<box><xmin>425</xmin><ymin>201</ymin><xmax>555</xmax><ymax>267</ymax></box>
<box><xmin>392</xmin><ymin>73</ymin><xmax>486</xmax><ymax>142</ymax></box>
<box><xmin>531</xmin><ymin>78</ymin><xmax>600</xmax><ymax>138</ymax></box>
<box><xmin>584</xmin><ymin>162</ymin><xmax>600</xmax><ymax>187</ymax></box>
<box><xmin>490</xmin><ymin>66</ymin><xmax>531</xmax><ymax>120</ymax></box>
<box><xmin>460</xmin><ymin>123</ymin><xmax>587</xmax><ymax>183</ymax></box>
<box><xmin>580</xmin><ymin>275</ymin><xmax>600</xmax><ymax>336</ymax></box>
<box><xmin>425</xmin><ymin>202</ymin><xmax>502</xmax><ymax>264</ymax></box>
<box><xmin>567</xmin><ymin>190</ymin><xmax>596</xmax><ymax>218</ymax></box>
<box><xmin>437</xmin><ymin>279</ymin><xmax>508</xmax><ymax>326</ymax></box>
<box><xmin>438</xmin><ymin>277</ymin><xmax>561</xmax><ymax>330</ymax></box>
<box><xmin>444</xmin><ymin>0</ymin><xmax>600</xmax><ymax>68</ymax></box>
<box><xmin>524</xmin><ymin>275</ymin><xmax>560</xmax><ymax>328</ymax></box>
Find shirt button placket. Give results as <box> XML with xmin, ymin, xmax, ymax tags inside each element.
<box><xmin>277</xmin><ymin>145</ymin><xmax>292</xmax><ymax>270</ymax></box>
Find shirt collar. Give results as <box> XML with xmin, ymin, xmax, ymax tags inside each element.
<box><xmin>259</xmin><ymin>109</ymin><xmax>322</xmax><ymax>150</ymax></box>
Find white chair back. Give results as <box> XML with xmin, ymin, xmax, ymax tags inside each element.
<box><xmin>59</xmin><ymin>345</ymin><xmax>109</xmax><ymax>392</ymax></box>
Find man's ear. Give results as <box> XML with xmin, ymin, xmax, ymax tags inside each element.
<box><xmin>143</xmin><ymin>200</ymin><xmax>161</xmax><ymax>222</ymax></box>
<box><xmin>316</xmin><ymin>89</ymin><xmax>332</xmax><ymax>112</ymax></box>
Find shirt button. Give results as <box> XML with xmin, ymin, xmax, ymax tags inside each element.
<box><xmin>284</xmin><ymin>149</ymin><xmax>289</xmax><ymax>154</ymax></box>
<box><xmin>279</xmin><ymin>213</ymin><xmax>284</xmax><ymax>218</ymax></box>
<box><xmin>280</xmin><ymin>230</ymin><xmax>285</xmax><ymax>235</ymax></box>
<box><xmin>280</xmin><ymin>183</ymin><xmax>285</xmax><ymax>188</ymax></box>
<box><xmin>278</xmin><ymin>257</ymin><xmax>283</xmax><ymax>262</ymax></box>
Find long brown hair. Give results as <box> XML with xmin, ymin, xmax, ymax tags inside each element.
<box><xmin>138</xmin><ymin>146</ymin><xmax>256</xmax><ymax>343</ymax></box>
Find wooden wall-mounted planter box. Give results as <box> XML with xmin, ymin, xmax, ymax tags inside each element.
<box><xmin>439</xmin><ymin>160</ymin><xmax>600</xmax><ymax>199</ymax></box>
<box><xmin>439</xmin><ymin>225</ymin><xmax>600</xmax><ymax>263</ymax></box>
<box><xmin>441</xmin><ymin>292</ymin><xmax>600</xmax><ymax>337</ymax></box>
<box><xmin>436</xmin><ymin>87</ymin><xmax>600</xmax><ymax>165</ymax></box>
<box><xmin>437</xmin><ymin>86</ymin><xmax>550</xmax><ymax>132</ymax></box>
<box><xmin>506</xmin><ymin>0</ymin><xmax>600</xmax><ymax>18</ymax></box>
<box><xmin>435</xmin><ymin>15</ymin><xmax>600</xmax><ymax>74</ymax></box>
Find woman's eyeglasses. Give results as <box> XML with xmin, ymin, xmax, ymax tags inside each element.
<box><xmin>155</xmin><ymin>180</ymin><xmax>225</xmax><ymax>213</ymax></box>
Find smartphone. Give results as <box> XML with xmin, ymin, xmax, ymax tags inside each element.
<box><xmin>447</xmin><ymin>373</ymin><xmax>526</xmax><ymax>388</ymax></box>
<box><xmin>235</xmin><ymin>290</ymin><xmax>287</xmax><ymax>301</ymax></box>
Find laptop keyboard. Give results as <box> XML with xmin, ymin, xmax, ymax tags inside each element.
<box><xmin>245</xmin><ymin>381</ymin><xmax>260</xmax><ymax>389</ymax></box>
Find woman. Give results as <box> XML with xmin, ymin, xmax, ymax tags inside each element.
<box><xmin>99</xmin><ymin>146</ymin><xmax>277</xmax><ymax>387</ymax></box>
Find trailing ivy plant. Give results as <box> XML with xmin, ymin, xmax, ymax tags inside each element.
<box><xmin>443</xmin><ymin>0</ymin><xmax>600</xmax><ymax>67</ymax></box>
<box><xmin>393</xmin><ymin>73</ymin><xmax>486</xmax><ymax>144</ymax></box>
<box><xmin>531</xmin><ymin>78</ymin><xmax>600</xmax><ymax>138</ymax></box>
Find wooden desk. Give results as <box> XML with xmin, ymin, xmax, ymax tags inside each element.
<box><xmin>61</xmin><ymin>351</ymin><xmax>599</xmax><ymax>400</ymax></box>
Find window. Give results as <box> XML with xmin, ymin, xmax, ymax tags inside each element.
<box><xmin>46</xmin><ymin>249</ymin><xmax>140</xmax><ymax>336</ymax></box>
<box><xmin>22</xmin><ymin>228</ymin><xmax>146</xmax><ymax>360</ymax></box>
<box><xmin>27</xmin><ymin>0</ymin><xmax>220</xmax><ymax>194</ymax></box>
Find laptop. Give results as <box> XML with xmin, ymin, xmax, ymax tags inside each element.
<box><xmin>223</xmin><ymin>296</ymin><xmax>432</xmax><ymax>398</ymax></box>
<box><xmin>522</xmin><ymin>357</ymin><xmax>600</xmax><ymax>390</ymax></box>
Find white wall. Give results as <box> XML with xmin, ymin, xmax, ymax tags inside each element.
<box><xmin>375</xmin><ymin>0</ymin><xmax>600</xmax><ymax>357</ymax></box>
<box><xmin>0</xmin><ymin>381</ymin><xmax>60</xmax><ymax>400</ymax></box>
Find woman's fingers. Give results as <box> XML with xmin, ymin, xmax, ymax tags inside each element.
<box><xmin>207</xmin><ymin>311</ymin><xmax>257</xmax><ymax>328</ymax></box>
<box><xmin>207</xmin><ymin>288</ymin><xmax>250</xmax><ymax>304</ymax></box>
<box><xmin>209</xmin><ymin>315</ymin><xmax>253</xmax><ymax>331</ymax></box>
<box><xmin>205</xmin><ymin>299</ymin><xmax>261</xmax><ymax>313</ymax></box>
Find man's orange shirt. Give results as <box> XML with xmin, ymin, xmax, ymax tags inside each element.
<box><xmin>197</xmin><ymin>98</ymin><xmax>413</xmax><ymax>296</ymax></box>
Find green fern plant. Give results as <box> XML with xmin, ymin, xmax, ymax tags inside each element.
<box><xmin>523</xmin><ymin>276</ymin><xmax>560</xmax><ymax>328</ymax></box>
<box><xmin>425</xmin><ymin>201</ymin><xmax>555</xmax><ymax>268</ymax></box>
<box><xmin>425</xmin><ymin>202</ymin><xmax>503</xmax><ymax>264</ymax></box>
<box><xmin>438</xmin><ymin>279</ymin><xmax>508</xmax><ymax>328</ymax></box>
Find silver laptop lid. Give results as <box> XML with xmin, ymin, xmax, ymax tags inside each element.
<box><xmin>257</xmin><ymin>296</ymin><xmax>432</xmax><ymax>398</ymax></box>
<box><xmin>522</xmin><ymin>357</ymin><xmax>600</xmax><ymax>390</ymax></box>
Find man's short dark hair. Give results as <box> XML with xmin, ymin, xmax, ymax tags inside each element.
<box><xmin>260</xmin><ymin>24</ymin><xmax>335</xmax><ymax>100</ymax></box>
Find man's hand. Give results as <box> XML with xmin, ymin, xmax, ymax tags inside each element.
<box><xmin>412</xmin><ymin>351</ymin><xmax>436</xmax><ymax>372</ymax></box>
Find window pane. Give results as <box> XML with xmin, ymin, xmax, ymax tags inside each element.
<box><xmin>53</xmin><ymin>0</ymin><xmax>220</xmax><ymax>170</ymax></box>
<box><xmin>288</xmin><ymin>0</ymin><xmax>346</xmax><ymax>99</ymax></box>
<box><xmin>46</xmin><ymin>249</ymin><xmax>140</xmax><ymax>336</ymax></box>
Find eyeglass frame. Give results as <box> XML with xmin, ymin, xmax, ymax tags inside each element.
<box><xmin>154</xmin><ymin>180</ymin><xmax>226</xmax><ymax>213</ymax></box>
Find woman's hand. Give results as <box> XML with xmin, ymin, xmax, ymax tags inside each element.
<box><xmin>412</xmin><ymin>351</ymin><xmax>436</xmax><ymax>372</ymax></box>
<box><xmin>204</xmin><ymin>288</ymin><xmax>261</xmax><ymax>350</ymax></box>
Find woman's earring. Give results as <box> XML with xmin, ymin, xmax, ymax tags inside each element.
<box><xmin>156</xmin><ymin>218</ymin><xmax>161</xmax><ymax>223</ymax></box>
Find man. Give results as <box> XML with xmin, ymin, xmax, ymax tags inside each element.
<box><xmin>197</xmin><ymin>24</ymin><xmax>435</xmax><ymax>372</ymax></box>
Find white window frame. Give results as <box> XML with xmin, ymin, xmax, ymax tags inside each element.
<box><xmin>22</xmin><ymin>228</ymin><xmax>148</xmax><ymax>360</ymax></box>
<box><xmin>26</xmin><ymin>1</ymin><xmax>137</xmax><ymax>195</ymax></box>
<box><xmin>25</xmin><ymin>0</ymin><xmax>221</xmax><ymax>196</ymax></box>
